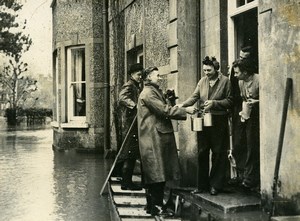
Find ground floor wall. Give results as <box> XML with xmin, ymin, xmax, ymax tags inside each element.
<box><xmin>52</xmin><ymin>128</ymin><xmax>104</xmax><ymax>153</ymax></box>
<box><xmin>259</xmin><ymin>0</ymin><xmax>300</xmax><ymax>214</ymax></box>
<box><xmin>52</xmin><ymin>39</ymin><xmax>105</xmax><ymax>153</ymax></box>
<box><xmin>175</xmin><ymin>0</ymin><xmax>200</xmax><ymax>187</ymax></box>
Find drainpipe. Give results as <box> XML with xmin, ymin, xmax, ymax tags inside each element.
<box><xmin>197</xmin><ymin>1</ymin><xmax>201</xmax><ymax>81</ymax></box>
<box><xmin>142</xmin><ymin>0</ymin><xmax>146</xmax><ymax>66</ymax></box>
<box><xmin>103</xmin><ymin>0</ymin><xmax>110</xmax><ymax>150</ymax></box>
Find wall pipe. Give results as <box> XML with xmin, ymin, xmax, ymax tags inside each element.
<box><xmin>270</xmin><ymin>78</ymin><xmax>293</xmax><ymax>218</ymax></box>
<box><xmin>197</xmin><ymin>0</ymin><xmax>201</xmax><ymax>81</ymax></box>
<box><xmin>103</xmin><ymin>0</ymin><xmax>110</xmax><ymax>150</ymax></box>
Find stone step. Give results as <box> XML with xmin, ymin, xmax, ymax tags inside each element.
<box><xmin>174</xmin><ymin>189</ymin><xmax>261</xmax><ymax>214</ymax></box>
<box><xmin>271</xmin><ymin>216</ymin><xmax>300</xmax><ymax>221</ymax></box>
<box><xmin>113</xmin><ymin>195</ymin><xmax>147</xmax><ymax>206</ymax></box>
<box><xmin>110</xmin><ymin>176</ymin><xmax>122</xmax><ymax>182</ymax></box>
<box><xmin>122</xmin><ymin>218</ymin><xmax>181</xmax><ymax>221</ymax></box>
<box><xmin>110</xmin><ymin>183</ymin><xmax>146</xmax><ymax>196</ymax></box>
<box><xmin>118</xmin><ymin>207</ymin><xmax>151</xmax><ymax>218</ymax></box>
<box><xmin>121</xmin><ymin>218</ymin><xmax>154</xmax><ymax>221</ymax></box>
<box><xmin>193</xmin><ymin>191</ymin><xmax>260</xmax><ymax>213</ymax></box>
<box><xmin>111</xmin><ymin>175</ymin><xmax>142</xmax><ymax>183</ymax></box>
<box><xmin>114</xmin><ymin>194</ymin><xmax>182</xmax><ymax>220</ymax></box>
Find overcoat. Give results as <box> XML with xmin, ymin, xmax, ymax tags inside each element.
<box><xmin>137</xmin><ymin>82</ymin><xmax>187</xmax><ymax>184</ymax></box>
<box><xmin>118</xmin><ymin>79</ymin><xmax>140</xmax><ymax>160</ymax></box>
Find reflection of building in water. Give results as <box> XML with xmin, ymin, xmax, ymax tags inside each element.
<box><xmin>51</xmin><ymin>0</ymin><xmax>300</xmax><ymax>216</ymax></box>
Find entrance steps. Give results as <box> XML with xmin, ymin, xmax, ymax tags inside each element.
<box><xmin>108</xmin><ymin>174</ymin><xmax>271</xmax><ymax>220</ymax></box>
<box><xmin>271</xmin><ymin>216</ymin><xmax>300</xmax><ymax>221</ymax></box>
<box><xmin>108</xmin><ymin>176</ymin><xmax>182</xmax><ymax>221</ymax></box>
<box><xmin>172</xmin><ymin>187</ymin><xmax>268</xmax><ymax>220</ymax></box>
<box><xmin>173</xmin><ymin>188</ymin><xmax>261</xmax><ymax>213</ymax></box>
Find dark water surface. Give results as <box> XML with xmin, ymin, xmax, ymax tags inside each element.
<box><xmin>0</xmin><ymin>119</ymin><xmax>112</xmax><ymax>221</ymax></box>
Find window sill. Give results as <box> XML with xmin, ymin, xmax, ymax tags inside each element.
<box><xmin>61</xmin><ymin>122</ymin><xmax>89</xmax><ymax>128</ymax></box>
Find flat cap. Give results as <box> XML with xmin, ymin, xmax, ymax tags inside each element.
<box><xmin>128</xmin><ymin>63</ymin><xmax>143</xmax><ymax>75</ymax></box>
<box><xmin>142</xmin><ymin>66</ymin><xmax>158</xmax><ymax>79</ymax></box>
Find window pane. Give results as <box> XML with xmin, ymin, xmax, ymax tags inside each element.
<box><xmin>71</xmin><ymin>48</ymin><xmax>85</xmax><ymax>82</ymax></box>
<box><xmin>237</xmin><ymin>0</ymin><xmax>245</xmax><ymax>7</ymax></box>
<box><xmin>69</xmin><ymin>47</ymin><xmax>86</xmax><ymax>118</ymax></box>
<box><xmin>73</xmin><ymin>83</ymin><xmax>86</xmax><ymax>116</ymax></box>
<box><xmin>138</xmin><ymin>55</ymin><xmax>143</xmax><ymax>66</ymax></box>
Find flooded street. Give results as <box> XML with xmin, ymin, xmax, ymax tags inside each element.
<box><xmin>0</xmin><ymin>118</ymin><xmax>112</xmax><ymax>221</ymax></box>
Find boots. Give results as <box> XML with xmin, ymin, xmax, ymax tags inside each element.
<box><xmin>144</xmin><ymin>189</ymin><xmax>152</xmax><ymax>214</ymax></box>
<box><xmin>121</xmin><ymin>159</ymin><xmax>142</xmax><ymax>191</ymax></box>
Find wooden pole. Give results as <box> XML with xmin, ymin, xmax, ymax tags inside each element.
<box><xmin>100</xmin><ymin>115</ymin><xmax>137</xmax><ymax>196</ymax></box>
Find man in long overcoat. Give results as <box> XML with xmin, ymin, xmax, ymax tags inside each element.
<box><xmin>137</xmin><ymin>66</ymin><xmax>196</xmax><ymax>216</ymax></box>
<box><xmin>118</xmin><ymin>63</ymin><xmax>143</xmax><ymax>190</ymax></box>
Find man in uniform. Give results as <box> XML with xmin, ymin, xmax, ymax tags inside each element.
<box><xmin>118</xmin><ymin>63</ymin><xmax>144</xmax><ymax>190</ymax></box>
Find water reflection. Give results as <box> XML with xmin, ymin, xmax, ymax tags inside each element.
<box><xmin>0</xmin><ymin>118</ymin><xmax>111</xmax><ymax>221</ymax></box>
<box><xmin>53</xmin><ymin>151</ymin><xmax>112</xmax><ymax>221</ymax></box>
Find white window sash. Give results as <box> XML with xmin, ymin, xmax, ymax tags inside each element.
<box><xmin>137</xmin><ymin>50</ymin><xmax>143</xmax><ymax>63</ymax></box>
<box><xmin>55</xmin><ymin>53</ymin><xmax>59</xmax><ymax>122</ymax></box>
<box><xmin>67</xmin><ymin>46</ymin><xmax>86</xmax><ymax>122</ymax></box>
<box><xmin>228</xmin><ymin>0</ymin><xmax>258</xmax><ymax>16</ymax></box>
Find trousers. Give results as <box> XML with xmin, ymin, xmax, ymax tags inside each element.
<box><xmin>198</xmin><ymin>115</ymin><xmax>229</xmax><ymax>190</ymax></box>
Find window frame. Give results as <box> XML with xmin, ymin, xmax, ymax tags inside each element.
<box><xmin>136</xmin><ymin>50</ymin><xmax>143</xmax><ymax>64</ymax></box>
<box><xmin>66</xmin><ymin>45</ymin><xmax>86</xmax><ymax>122</ymax></box>
<box><xmin>126</xmin><ymin>47</ymin><xmax>143</xmax><ymax>82</ymax></box>
<box><xmin>228</xmin><ymin>0</ymin><xmax>258</xmax><ymax>65</ymax></box>
<box><xmin>54</xmin><ymin>51</ymin><xmax>59</xmax><ymax>122</ymax></box>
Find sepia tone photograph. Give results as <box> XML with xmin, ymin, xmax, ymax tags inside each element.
<box><xmin>0</xmin><ymin>0</ymin><xmax>299</xmax><ymax>220</ymax></box>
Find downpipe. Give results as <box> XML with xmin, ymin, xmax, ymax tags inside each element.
<box><xmin>103</xmin><ymin>0</ymin><xmax>110</xmax><ymax>150</ymax></box>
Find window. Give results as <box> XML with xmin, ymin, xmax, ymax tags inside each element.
<box><xmin>136</xmin><ymin>50</ymin><xmax>143</xmax><ymax>65</ymax></box>
<box><xmin>228</xmin><ymin>0</ymin><xmax>258</xmax><ymax>65</ymax></box>
<box><xmin>53</xmin><ymin>50</ymin><xmax>59</xmax><ymax>122</ymax></box>
<box><xmin>236</xmin><ymin>0</ymin><xmax>256</xmax><ymax>8</ymax></box>
<box><xmin>234</xmin><ymin>9</ymin><xmax>258</xmax><ymax>65</ymax></box>
<box><xmin>67</xmin><ymin>46</ymin><xmax>86</xmax><ymax>122</ymax></box>
<box><xmin>126</xmin><ymin>47</ymin><xmax>143</xmax><ymax>81</ymax></box>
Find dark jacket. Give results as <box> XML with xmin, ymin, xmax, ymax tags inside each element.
<box><xmin>137</xmin><ymin>82</ymin><xmax>187</xmax><ymax>184</ymax></box>
<box><xmin>118</xmin><ymin>79</ymin><xmax>141</xmax><ymax>160</ymax></box>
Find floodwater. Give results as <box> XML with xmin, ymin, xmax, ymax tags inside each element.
<box><xmin>0</xmin><ymin>118</ymin><xmax>112</xmax><ymax>221</ymax></box>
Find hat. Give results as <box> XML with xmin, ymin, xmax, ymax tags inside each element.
<box><xmin>127</xmin><ymin>63</ymin><xmax>143</xmax><ymax>75</ymax></box>
<box><xmin>142</xmin><ymin>66</ymin><xmax>158</xmax><ymax>79</ymax></box>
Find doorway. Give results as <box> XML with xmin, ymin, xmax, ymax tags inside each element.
<box><xmin>228</xmin><ymin>1</ymin><xmax>260</xmax><ymax>190</ymax></box>
<box><xmin>234</xmin><ymin>8</ymin><xmax>258</xmax><ymax>71</ymax></box>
